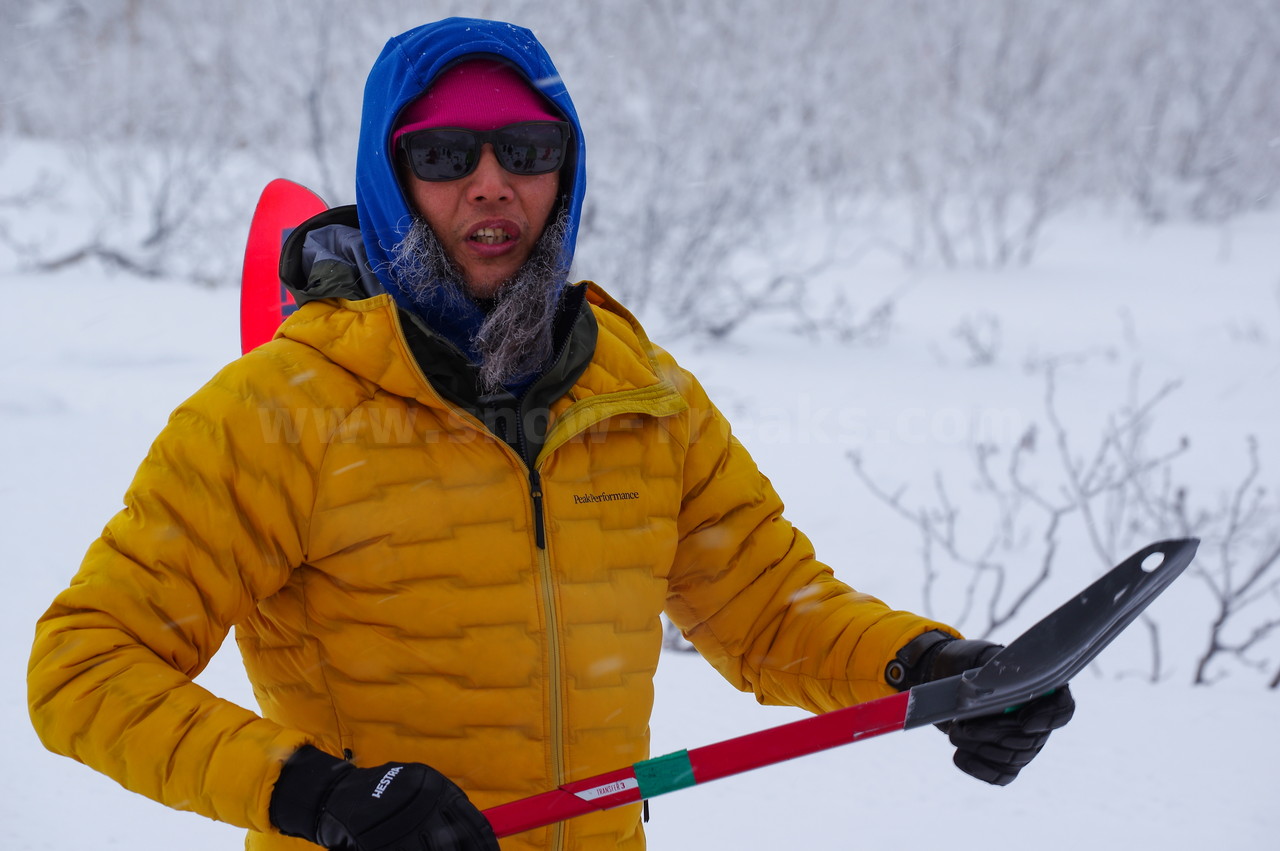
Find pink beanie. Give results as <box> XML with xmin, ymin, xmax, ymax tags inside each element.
<box><xmin>392</xmin><ymin>58</ymin><xmax>561</xmax><ymax>142</ymax></box>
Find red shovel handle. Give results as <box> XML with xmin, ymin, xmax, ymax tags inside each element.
<box><xmin>482</xmin><ymin>691</ymin><xmax>910</xmax><ymax>838</ymax></box>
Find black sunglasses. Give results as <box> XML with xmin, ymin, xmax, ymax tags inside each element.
<box><xmin>398</xmin><ymin>121</ymin><xmax>571</xmax><ymax>182</ymax></box>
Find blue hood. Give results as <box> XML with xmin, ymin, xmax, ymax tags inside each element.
<box><xmin>354</xmin><ymin>18</ymin><xmax>586</xmax><ymax>357</ymax></box>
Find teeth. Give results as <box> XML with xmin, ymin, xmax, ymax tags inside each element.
<box><xmin>471</xmin><ymin>227</ymin><xmax>510</xmax><ymax>244</ymax></box>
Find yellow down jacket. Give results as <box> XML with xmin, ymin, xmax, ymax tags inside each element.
<box><xmin>28</xmin><ymin>284</ymin><xmax>956</xmax><ymax>850</ymax></box>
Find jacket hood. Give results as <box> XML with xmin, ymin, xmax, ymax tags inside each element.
<box><xmin>354</xmin><ymin>18</ymin><xmax>586</xmax><ymax>356</ymax></box>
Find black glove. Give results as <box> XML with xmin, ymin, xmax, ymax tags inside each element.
<box><xmin>269</xmin><ymin>745</ymin><xmax>500</xmax><ymax>851</ymax></box>
<box><xmin>886</xmin><ymin>630</ymin><xmax>1076</xmax><ymax>786</ymax></box>
<box><xmin>943</xmin><ymin>685</ymin><xmax>1075</xmax><ymax>785</ymax></box>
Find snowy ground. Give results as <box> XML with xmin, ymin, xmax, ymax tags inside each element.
<box><xmin>2</xmin><ymin>206</ymin><xmax>1278</xmax><ymax>849</ymax></box>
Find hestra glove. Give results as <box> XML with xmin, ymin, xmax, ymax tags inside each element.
<box><xmin>269</xmin><ymin>745</ymin><xmax>499</xmax><ymax>851</ymax></box>
<box><xmin>886</xmin><ymin>630</ymin><xmax>1076</xmax><ymax>786</ymax></box>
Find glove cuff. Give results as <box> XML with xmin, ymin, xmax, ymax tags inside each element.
<box><xmin>886</xmin><ymin>631</ymin><xmax>1001</xmax><ymax>690</ymax></box>
<box><xmin>269</xmin><ymin>745</ymin><xmax>352</xmax><ymax>840</ymax></box>
<box><xmin>885</xmin><ymin>630</ymin><xmax>953</xmax><ymax>689</ymax></box>
<box><xmin>928</xmin><ymin>638</ymin><xmax>1002</xmax><ymax>680</ymax></box>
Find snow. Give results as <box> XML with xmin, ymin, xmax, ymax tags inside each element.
<box><xmin>2</xmin><ymin>199</ymin><xmax>1278</xmax><ymax>848</ymax></box>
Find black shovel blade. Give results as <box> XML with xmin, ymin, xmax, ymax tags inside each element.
<box><xmin>906</xmin><ymin>538</ymin><xmax>1198</xmax><ymax>727</ymax></box>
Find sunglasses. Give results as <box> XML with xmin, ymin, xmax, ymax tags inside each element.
<box><xmin>397</xmin><ymin>121</ymin><xmax>571</xmax><ymax>182</ymax></box>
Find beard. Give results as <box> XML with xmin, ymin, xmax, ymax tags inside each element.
<box><xmin>387</xmin><ymin>207</ymin><xmax>571</xmax><ymax>395</ymax></box>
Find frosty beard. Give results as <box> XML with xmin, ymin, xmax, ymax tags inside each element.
<box><xmin>388</xmin><ymin>207</ymin><xmax>570</xmax><ymax>395</ymax></box>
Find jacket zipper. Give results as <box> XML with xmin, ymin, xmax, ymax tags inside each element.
<box><xmin>529</xmin><ymin>468</ymin><xmax>547</xmax><ymax>549</ymax></box>
<box><xmin>513</xmin><ymin>400</ymin><xmax>548</xmax><ymax>551</ymax></box>
<box><xmin>534</xmin><ymin>515</ymin><xmax>565</xmax><ymax>850</ymax></box>
<box><xmin>515</xmin><ymin>459</ymin><xmax>563</xmax><ymax>848</ymax></box>
<box><xmin>514</xmin><ymin>406</ymin><xmax>563</xmax><ymax>848</ymax></box>
<box><xmin>517</xmin><ymin>447</ymin><xmax>563</xmax><ymax>844</ymax></box>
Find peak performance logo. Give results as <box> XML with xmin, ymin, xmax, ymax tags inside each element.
<box><xmin>573</xmin><ymin>490</ymin><xmax>641</xmax><ymax>505</ymax></box>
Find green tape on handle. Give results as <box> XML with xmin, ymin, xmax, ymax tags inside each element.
<box><xmin>633</xmin><ymin>749</ymin><xmax>696</xmax><ymax>799</ymax></box>
<box><xmin>1003</xmin><ymin>687</ymin><xmax>1057</xmax><ymax>714</ymax></box>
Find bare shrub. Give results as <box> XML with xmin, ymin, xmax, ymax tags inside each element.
<box><xmin>3</xmin><ymin>0</ymin><xmax>1278</xmax><ymax>321</ymax></box>
<box><xmin>851</xmin><ymin>356</ymin><xmax>1280</xmax><ymax>686</ymax></box>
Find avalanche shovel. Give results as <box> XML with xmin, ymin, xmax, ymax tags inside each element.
<box><xmin>482</xmin><ymin>538</ymin><xmax>1198</xmax><ymax>838</ymax></box>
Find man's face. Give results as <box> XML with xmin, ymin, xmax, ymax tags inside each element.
<box><xmin>404</xmin><ymin>145</ymin><xmax>559</xmax><ymax>298</ymax></box>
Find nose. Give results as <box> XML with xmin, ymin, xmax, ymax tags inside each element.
<box><xmin>466</xmin><ymin>144</ymin><xmax>513</xmax><ymax>202</ymax></box>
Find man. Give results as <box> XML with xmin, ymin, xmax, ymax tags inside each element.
<box><xmin>27</xmin><ymin>17</ymin><xmax>1073</xmax><ymax>851</ymax></box>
